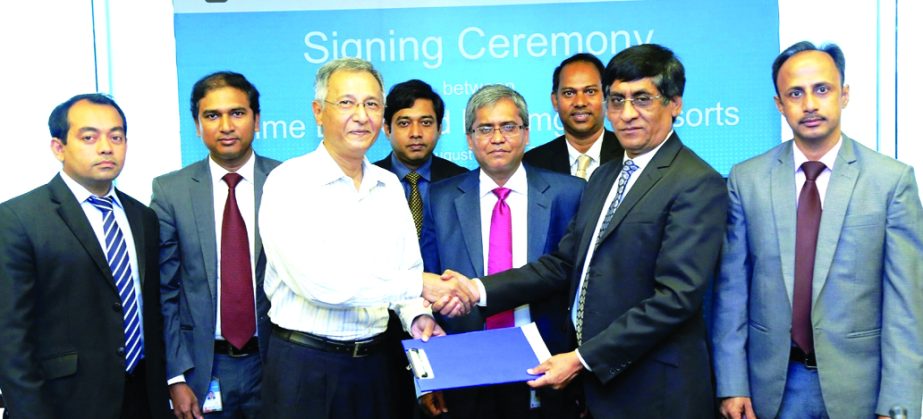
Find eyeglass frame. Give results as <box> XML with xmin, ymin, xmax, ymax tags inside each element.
<box><xmin>321</xmin><ymin>97</ymin><xmax>384</xmax><ymax>113</ymax></box>
<box><xmin>606</xmin><ymin>94</ymin><xmax>665</xmax><ymax>111</ymax></box>
<box><xmin>468</xmin><ymin>123</ymin><xmax>528</xmax><ymax>139</ymax></box>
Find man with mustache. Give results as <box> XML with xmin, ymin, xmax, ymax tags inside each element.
<box><xmin>151</xmin><ymin>71</ymin><xmax>280</xmax><ymax>419</ymax></box>
<box><xmin>524</xmin><ymin>53</ymin><xmax>623</xmax><ymax>180</ymax></box>
<box><xmin>711</xmin><ymin>41</ymin><xmax>923</xmax><ymax>418</ymax></box>
<box><xmin>420</xmin><ymin>84</ymin><xmax>584</xmax><ymax>418</ymax></box>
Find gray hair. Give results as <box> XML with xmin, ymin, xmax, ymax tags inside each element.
<box><xmin>464</xmin><ymin>84</ymin><xmax>529</xmax><ymax>133</ymax></box>
<box><xmin>313</xmin><ymin>57</ymin><xmax>384</xmax><ymax>108</ymax></box>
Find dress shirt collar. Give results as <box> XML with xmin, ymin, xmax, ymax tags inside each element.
<box><xmin>389</xmin><ymin>152</ymin><xmax>433</xmax><ymax>183</ymax></box>
<box><xmin>59</xmin><ymin>170</ymin><xmax>123</xmax><ymax>208</ymax></box>
<box><xmin>622</xmin><ymin>129</ymin><xmax>673</xmax><ymax>172</ymax></box>
<box><xmin>566</xmin><ymin>129</ymin><xmax>605</xmax><ymax>167</ymax></box>
<box><xmin>478</xmin><ymin>163</ymin><xmax>528</xmax><ymax>198</ymax></box>
<box><xmin>315</xmin><ymin>141</ymin><xmax>386</xmax><ymax>192</ymax></box>
<box><xmin>208</xmin><ymin>151</ymin><xmax>255</xmax><ymax>186</ymax></box>
<box><xmin>792</xmin><ymin>135</ymin><xmax>841</xmax><ymax>173</ymax></box>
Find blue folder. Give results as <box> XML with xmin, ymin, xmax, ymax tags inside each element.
<box><xmin>402</xmin><ymin>322</ymin><xmax>551</xmax><ymax>392</ymax></box>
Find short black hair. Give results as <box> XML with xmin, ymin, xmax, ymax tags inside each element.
<box><xmin>603</xmin><ymin>43</ymin><xmax>685</xmax><ymax>100</ymax></box>
<box><xmin>552</xmin><ymin>53</ymin><xmax>605</xmax><ymax>94</ymax></box>
<box><xmin>48</xmin><ymin>93</ymin><xmax>127</xmax><ymax>144</ymax></box>
<box><xmin>383</xmin><ymin>79</ymin><xmax>445</xmax><ymax>129</ymax></box>
<box><xmin>772</xmin><ymin>41</ymin><xmax>845</xmax><ymax>96</ymax></box>
<box><xmin>190</xmin><ymin>71</ymin><xmax>261</xmax><ymax>120</ymax></box>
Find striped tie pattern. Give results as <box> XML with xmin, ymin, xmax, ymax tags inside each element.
<box><xmin>576</xmin><ymin>159</ymin><xmax>639</xmax><ymax>343</ymax></box>
<box><xmin>87</xmin><ymin>196</ymin><xmax>143</xmax><ymax>372</ymax></box>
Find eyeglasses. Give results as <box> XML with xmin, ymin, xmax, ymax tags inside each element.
<box><xmin>323</xmin><ymin>98</ymin><xmax>383</xmax><ymax>114</ymax></box>
<box><xmin>607</xmin><ymin>94</ymin><xmax>663</xmax><ymax>111</ymax></box>
<box><xmin>469</xmin><ymin>123</ymin><xmax>526</xmax><ymax>139</ymax></box>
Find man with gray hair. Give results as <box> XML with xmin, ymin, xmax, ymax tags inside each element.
<box><xmin>257</xmin><ymin>57</ymin><xmax>473</xmax><ymax>419</ymax></box>
<box><xmin>420</xmin><ymin>84</ymin><xmax>584</xmax><ymax>418</ymax></box>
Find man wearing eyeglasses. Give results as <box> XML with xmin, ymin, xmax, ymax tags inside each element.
<box><xmin>431</xmin><ymin>44</ymin><xmax>727</xmax><ymax>418</ymax></box>
<box><xmin>419</xmin><ymin>84</ymin><xmax>584</xmax><ymax>419</ymax></box>
<box><xmin>256</xmin><ymin>58</ymin><xmax>471</xmax><ymax>419</ymax></box>
<box><xmin>524</xmin><ymin>53</ymin><xmax>623</xmax><ymax>180</ymax></box>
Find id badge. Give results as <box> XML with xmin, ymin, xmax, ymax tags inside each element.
<box><xmin>202</xmin><ymin>377</ymin><xmax>223</xmax><ymax>413</ymax></box>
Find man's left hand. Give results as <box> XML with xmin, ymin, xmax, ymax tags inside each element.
<box><xmin>411</xmin><ymin>315</ymin><xmax>446</xmax><ymax>341</ymax></box>
<box><xmin>526</xmin><ymin>351</ymin><xmax>584</xmax><ymax>390</ymax></box>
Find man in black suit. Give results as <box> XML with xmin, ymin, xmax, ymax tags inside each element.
<box><xmin>523</xmin><ymin>53</ymin><xmax>623</xmax><ymax>180</ymax></box>
<box><xmin>373</xmin><ymin>79</ymin><xmax>467</xmax><ymax>419</ymax></box>
<box><xmin>375</xmin><ymin>79</ymin><xmax>468</xmax><ymax>235</ymax></box>
<box><xmin>434</xmin><ymin>44</ymin><xmax>727</xmax><ymax>419</ymax></box>
<box><xmin>0</xmin><ymin>94</ymin><xmax>170</xmax><ymax>419</ymax></box>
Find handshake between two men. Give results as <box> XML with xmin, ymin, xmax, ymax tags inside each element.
<box><xmin>418</xmin><ymin>270</ymin><xmax>585</xmax><ymax>394</ymax></box>
<box><xmin>421</xmin><ymin>270</ymin><xmax>480</xmax><ymax>317</ymax></box>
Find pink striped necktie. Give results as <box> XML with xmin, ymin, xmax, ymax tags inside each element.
<box><xmin>485</xmin><ymin>187</ymin><xmax>515</xmax><ymax>329</ymax></box>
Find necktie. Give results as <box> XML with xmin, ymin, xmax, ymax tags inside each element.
<box><xmin>575</xmin><ymin>154</ymin><xmax>592</xmax><ymax>180</ymax></box>
<box><xmin>485</xmin><ymin>187</ymin><xmax>515</xmax><ymax>329</ymax></box>
<box><xmin>87</xmin><ymin>196</ymin><xmax>143</xmax><ymax>372</ymax></box>
<box><xmin>575</xmin><ymin>159</ymin><xmax>639</xmax><ymax>343</ymax></box>
<box><xmin>405</xmin><ymin>171</ymin><xmax>424</xmax><ymax>238</ymax></box>
<box><xmin>792</xmin><ymin>161</ymin><xmax>825</xmax><ymax>354</ymax></box>
<box><xmin>220</xmin><ymin>173</ymin><xmax>255</xmax><ymax>350</ymax></box>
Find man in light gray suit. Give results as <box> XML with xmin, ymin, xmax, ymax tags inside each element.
<box><xmin>711</xmin><ymin>41</ymin><xmax>923</xmax><ymax>419</ymax></box>
<box><xmin>151</xmin><ymin>72</ymin><xmax>280</xmax><ymax>419</ymax></box>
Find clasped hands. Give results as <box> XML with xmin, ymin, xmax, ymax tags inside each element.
<box><xmin>422</xmin><ymin>269</ymin><xmax>479</xmax><ymax>317</ymax></box>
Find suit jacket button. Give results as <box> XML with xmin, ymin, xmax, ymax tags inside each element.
<box><xmin>112</xmin><ymin>302</ymin><xmax>122</xmax><ymax>312</ymax></box>
<box><xmin>117</xmin><ymin>346</ymin><xmax>125</xmax><ymax>356</ymax></box>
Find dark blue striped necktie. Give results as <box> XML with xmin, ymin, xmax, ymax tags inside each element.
<box><xmin>87</xmin><ymin>195</ymin><xmax>143</xmax><ymax>372</ymax></box>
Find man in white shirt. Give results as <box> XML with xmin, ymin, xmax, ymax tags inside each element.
<box><xmin>420</xmin><ymin>85</ymin><xmax>584</xmax><ymax>418</ymax></box>
<box><xmin>258</xmin><ymin>57</ymin><xmax>468</xmax><ymax>419</ymax></box>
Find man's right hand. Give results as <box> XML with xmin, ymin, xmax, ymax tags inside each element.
<box><xmin>418</xmin><ymin>391</ymin><xmax>448</xmax><ymax>417</ymax></box>
<box><xmin>169</xmin><ymin>382</ymin><xmax>203</xmax><ymax>419</ymax></box>
<box><xmin>421</xmin><ymin>271</ymin><xmax>479</xmax><ymax>316</ymax></box>
<box><xmin>719</xmin><ymin>396</ymin><xmax>757</xmax><ymax>419</ymax></box>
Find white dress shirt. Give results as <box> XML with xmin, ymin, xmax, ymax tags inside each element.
<box><xmin>208</xmin><ymin>154</ymin><xmax>259</xmax><ymax>339</ymax></box>
<box><xmin>478</xmin><ymin>165</ymin><xmax>531</xmax><ymax>326</ymax></box>
<box><xmin>59</xmin><ymin>171</ymin><xmax>143</xmax><ymax>336</ymax></box>
<box><xmin>566</xmin><ymin>130</ymin><xmax>605</xmax><ymax>179</ymax></box>
<box><xmin>260</xmin><ymin>143</ymin><xmax>429</xmax><ymax>341</ymax></box>
<box><xmin>793</xmin><ymin>136</ymin><xmax>841</xmax><ymax>208</ymax></box>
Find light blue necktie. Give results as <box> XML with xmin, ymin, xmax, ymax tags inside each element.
<box><xmin>575</xmin><ymin>160</ymin><xmax>639</xmax><ymax>343</ymax></box>
<box><xmin>87</xmin><ymin>196</ymin><xmax>143</xmax><ymax>372</ymax></box>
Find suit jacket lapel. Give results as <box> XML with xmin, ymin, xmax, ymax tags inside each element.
<box><xmin>599</xmin><ymin>130</ymin><xmax>624</xmax><ymax>165</ymax></box>
<box><xmin>454</xmin><ymin>173</ymin><xmax>484</xmax><ymax>277</ymax></box>
<box><xmin>525</xmin><ymin>167</ymin><xmax>551</xmax><ymax>261</ymax></box>
<box><xmin>596</xmin><ymin>134</ymin><xmax>678</xmax><ymax>243</ymax></box>
<box><xmin>119</xmin><ymin>190</ymin><xmax>147</xmax><ymax>285</ymax></box>
<box><xmin>253</xmin><ymin>156</ymin><xmax>272</xmax><ymax>260</ymax></box>
<box><xmin>190</xmin><ymin>160</ymin><xmax>219</xmax><ymax>305</ymax></box>
<box><xmin>812</xmin><ymin>136</ymin><xmax>859</xmax><ymax>302</ymax></box>
<box><xmin>49</xmin><ymin>175</ymin><xmax>116</xmax><ymax>293</ymax></box>
<box><xmin>771</xmin><ymin>142</ymin><xmax>798</xmax><ymax>305</ymax></box>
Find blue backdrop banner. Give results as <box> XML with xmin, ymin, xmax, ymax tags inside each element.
<box><xmin>174</xmin><ymin>0</ymin><xmax>780</xmax><ymax>175</ymax></box>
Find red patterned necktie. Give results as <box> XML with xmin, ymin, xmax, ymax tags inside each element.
<box><xmin>220</xmin><ymin>173</ymin><xmax>255</xmax><ymax>350</ymax></box>
<box><xmin>792</xmin><ymin>161</ymin><xmax>826</xmax><ymax>354</ymax></box>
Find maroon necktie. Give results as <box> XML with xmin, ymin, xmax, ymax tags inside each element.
<box><xmin>792</xmin><ymin>161</ymin><xmax>826</xmax><ymax>354</ymax></box>
<box><xmin>221</xmin><ymin>173</ymin><xmax>255</xmax><ymax>350</ymax></box>
<box><xmin>485</xmin><ymin>187</ymin><xmax>515</xmax><ymax>329</ymax></box>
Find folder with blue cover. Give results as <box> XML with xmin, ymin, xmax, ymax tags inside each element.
<box><xmin>402</xmin><ymin>322</ymin><xmax>552</xmax><ymax>392</ymax></box>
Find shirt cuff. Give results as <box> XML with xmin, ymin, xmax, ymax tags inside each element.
<box><xmin>167</xmin><ymin>374</ymin><xmax>186</xmax><ymax>385</ymax></box>
<box><xmin>474</xmin><ymin>278</ymin><xmax>486</xmax><ymax>306</ymax></box>
<box><xmin>575</xmin><ymin>349</ymin><xmax>592</xmax><ymax>371</ymax></box>
<box><xmin>395</xmin><ymin>297</ymin><xmax>432</xmax><ymax>332</ymax></box>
